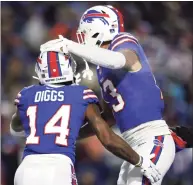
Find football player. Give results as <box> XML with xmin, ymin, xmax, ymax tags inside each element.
<box><xmin>10</xmin><ymin>51</ymin><xmax>161</xmax><ymax>185</ymax></box>
<box><xmin>39</xmin><ymin>5</ymin><xmax>182</xmax><ymax>185</ymax></box>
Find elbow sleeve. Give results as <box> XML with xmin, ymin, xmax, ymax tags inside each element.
<box><xmin>68</xmin><ymin>41</ymin><xmax>126</xmax><ymax>69</ymax></box>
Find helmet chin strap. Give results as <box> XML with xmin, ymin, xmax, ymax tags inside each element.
<box><xmin>82</xmin><ymin>59</ymin><xmax>94</xmax><ymax>81</ymax></box>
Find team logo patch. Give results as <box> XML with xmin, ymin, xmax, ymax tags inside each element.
<box><xmin>153</xmin><ymin>139</ymin><xmax>164</xmax><ymax>148</ymax></box>
<box><xmin>83</xmin><ymin>10</ymin><xmax>110</xmax><ymax>25</ymax></box>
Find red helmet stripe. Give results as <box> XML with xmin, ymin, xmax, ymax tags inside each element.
<box><xmin>48</xmin><ymin>52</ymin><xmax>60</xmax><ymax>78</ymax></box>
<box><xmin>108</xmin><ymin>6</ymin><xmax>124</xmax><ymax>32</ymax></box>
<box><xmin>84</xmin><ymin>13</ymin><xmax>110</xmax><ymax>18</ymax></box>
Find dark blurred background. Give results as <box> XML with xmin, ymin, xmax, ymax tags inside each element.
<box><xmin>1</xmin><ymin>1</ymin><xmax>193</xmax><ymax>185</ymax></box>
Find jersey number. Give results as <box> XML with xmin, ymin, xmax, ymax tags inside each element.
<box><xmin>26</xmin><ymin>105</ymin><xmax>70</xmax><ymax>146</ymax></box>
<box><xmin>103</xmin><ymin>79</ymin><xmax>125</xmax><ymax>112</ymax></box>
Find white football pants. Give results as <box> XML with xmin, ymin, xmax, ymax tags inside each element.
<box><xmin>14</xmin><ymin>154</ymin><xmax>77</xmax><ymax>185</ymax></box>
<box><xmin>117</xmin><ymin>134</ymin><xmax>175</xmax><ymax>185</ymax></box>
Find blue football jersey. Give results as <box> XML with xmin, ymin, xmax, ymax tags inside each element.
<box><xmin>16</xmin><ymin>84</ymin><xmax>98</xmax><ymax>163</ymax></box>
<box><xmin>97</xmin><ymin>32</ymin><xmax>164</xmax><ymax>133</ymax></box>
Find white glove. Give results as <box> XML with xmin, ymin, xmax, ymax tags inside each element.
<box><xmin>40</xmin><ymin>35</ymin><xmax>69</xmax><ymax>54</ymax></box>
<box><xmin>82</xmin><ymin>69</ymin><xmax>94</xmax><ymax>81</ymax></box>
<box><xmin>136</xmin><ymin>154</ymin><xmax>161</xmax><ymax>184</ymax></box>
<box><xmin>81</xmin><ymin>58</ymin><xmax>94</xmax><ymax>81</ymax></box>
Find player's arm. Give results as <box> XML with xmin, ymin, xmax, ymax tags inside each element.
<box><xmin>85</xmin><ymin>103</ymin><xmax>140</xmax><ymax>165</ymax></box>
<box><xmin>68</xmin><ymin>41</ymin><xmax>141</xmax><ymax>72</ymax></box>
<box><xmin>118</xmin><ymin>49</ymin><xmax>141</xmax><ymax>72</ymax></box>
<box><xmin>68</xmin><ymin>34</ymin><xmax>142</xmax><ymax>72</ymax></box>
<box><xmin>100</xmin><ymin>99</ymin><xmax>116</xmax><ymax>127</ymax></box>
<box><xmin>40</xmin><ymin>35</ymin><xmax>141</xmax><ymax>71</ymax></box>
<box><xmin>78</xmin><ymin>100</ymin><xmax>115</xmax><ymax>140</ymax></box>
<box><xmin>68</xmin><ymin>35</ymin><xmax>141</xmax><ymax>71</ymax></box>
<box><xmin>78</xmin><ymin>122</ymin><xmax>94</xmax><ymax>139</ymax></box>
<box><xmin>40</xmin><ymin>36</ymin><xmax>126</xmax><ymax>69</ymax></box>
<box><xmin>10</xmin><ymin>91</ymin><xmax>25</xmax><ymax>137</ymax></box>
<box><xmin>10</xmin><ymin>109</ymin><xmax>25</xmax><ymax>137</ymax></box>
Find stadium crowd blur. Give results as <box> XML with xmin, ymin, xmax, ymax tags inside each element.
<box><xmin>1</xmin><ymin>2</ymin><xmax>193</xmax><ymax>185</ymax></box>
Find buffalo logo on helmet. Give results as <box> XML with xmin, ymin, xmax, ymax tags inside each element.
<box><xmin>82</xmin><ymin>10</ymin><xmax>110</xmax><ymax>25</ymax></box>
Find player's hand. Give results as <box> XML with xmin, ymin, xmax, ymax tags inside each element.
<box><xmin>40</xmin><ymin>35</ymin><xmax>69</xmax><ymax>54</ymax></box>
<box><xmin>136</xmin><ymin>154</ymin><xmax>161</xmax><ymax>184</ymax></box>
<box><xmin>82</xmin><ymin>69</ymin><xmax>94</xmax><ymax>81</ymax></box>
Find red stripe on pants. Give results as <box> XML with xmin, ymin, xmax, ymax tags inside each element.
<box><xmin>151</xmin><ymin>136</ymin><xmax>162</xmax><ymax>163</ymax></box>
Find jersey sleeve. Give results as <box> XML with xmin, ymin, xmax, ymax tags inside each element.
<box><xmin>109</xmin><ymin>33</ymin><xmax>139</xmax><ymax>53</ymax></box>
<box><xmin>82</xmin><ymin>88</ymin><xmax>99</xmax><ymax>105</ymax></box>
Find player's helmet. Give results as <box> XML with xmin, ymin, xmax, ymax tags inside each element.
<box><xmin>35</xmin><ymin>51</ymin><xmax>76</xmax><ymax>85</ymax></box>
<box><xmin>77</xmin><ymin>5</ymin><xmax>124</xmax><ymax>47</ymax></box>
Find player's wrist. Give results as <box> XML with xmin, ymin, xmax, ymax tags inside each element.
<box><xmin>135</xmin><ymin>155</ymin><xmax>143</xmax><ymax>167</ymax></box>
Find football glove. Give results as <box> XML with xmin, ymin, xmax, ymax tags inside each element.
<box><xmin>136</xmin><ymin>154</ymin><xmax>161</xmax><ymax>184</ymax></box>
<box><xmin>40</xmin><ymin>36</ymin><xmax>69</xmax><ymax>55</ymax></box>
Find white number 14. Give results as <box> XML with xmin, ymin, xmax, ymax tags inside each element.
<box><xmin>26</xmin><ymin>105</ymin><xmax>71</xmax><ymax>146</ymax></box>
